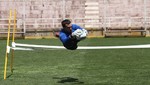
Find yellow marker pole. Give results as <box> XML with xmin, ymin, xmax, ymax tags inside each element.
<box><xmin>4</xmin><ymin>9</ymin><xmax>12</xmax><ymax>80</ymax></box>
<box><xmin>10</xmin><ymin>9</ymin><xmax>16</xmax><ymax>73</ymax></box>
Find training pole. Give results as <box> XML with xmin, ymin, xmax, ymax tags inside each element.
<box><xmin>4</xmin><ymin>9</ymin><xmax>12</xmax><ymax>80</ymax></box>
<box><xmin>10</xmin><ymin>9</ymin><xmax>16</xmax><ymax>74</ymax></box>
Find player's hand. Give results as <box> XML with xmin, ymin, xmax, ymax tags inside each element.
<box><xmin>53</xmin><ymin>32</ymin><xmax>60</xmax><ymax>38</ymax></box>
<box><xmin>71</xmin><ymin>29</ymin><xmax>83</xmax><ymax>38</ymax></box>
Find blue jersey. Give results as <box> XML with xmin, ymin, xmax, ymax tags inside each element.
<box><xmin>59</xmin><ymin>24</ymin><xmax>83</xmax><ymax>44</ymax></box>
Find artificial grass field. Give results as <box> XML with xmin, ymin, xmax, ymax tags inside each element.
<box><xmin>1</xmin><ymin>37</ymin><xmax>150</xmax><ymax>85</ymax></box>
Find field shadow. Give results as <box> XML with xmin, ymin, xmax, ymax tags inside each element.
<box><xmin>6</xmin><ymin>69</ymin><xmax>15</xmax><ymax>78</ymax></box>
<box><xmin>6</xmin><ymin>73</ymin><xmax>13</xmax><ymax>78</ymax></box>
<box><xmin>53</xmin><ymin>77</ymin><xmax>84</xmax><ymax>84</ymax></box>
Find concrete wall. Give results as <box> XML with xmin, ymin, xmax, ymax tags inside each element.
<box><xmin>0</xmin><ymin>0</ymin><xmax>150</xmax><ymax>38</ymax></box>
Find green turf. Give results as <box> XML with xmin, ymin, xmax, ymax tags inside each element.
<box><xmin>1</xmin><ymin>38</ymin><xmax>150</xmax><ymax>85</ymax></box>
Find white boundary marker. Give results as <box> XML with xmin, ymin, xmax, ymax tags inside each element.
<box><xmin>12</xmin><ymin>47</ymin><xmax>33</xmax><ymax>51</ymax></box>
<box><xmin>12</xmin><ymin>42</ymin><xmax>65</xmax><ymax>49</ymax></box>
<box><xmin>11</xmin><ymin>42</ymin><xmax>150</xmax><ymax>50</ymax></box>
<box><xmin>78</xmin><ymin>44</ymin><xmax>150</xmax><ymax>49</ymax></box>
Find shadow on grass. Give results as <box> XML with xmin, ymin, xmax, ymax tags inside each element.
<box><xmin>6</xmin><ymin>69</ymin><xmax>15</xmax><ymax>79</ymax></box>
<box><xmin>6</xmin><ymin>74</ymin><xmax>13</xmax><ymax>78</ymax></box>
<box><xmin>53</xmin><ymin>77</ymin><xmax>84</xmax><ymax>84</ymax></box>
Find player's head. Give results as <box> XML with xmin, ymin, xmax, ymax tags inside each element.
<box><xmin>61</xmin><ymin>19</ymin><xmax>71</xmax><ymax>28</ymax></box>
<box><xmin>61</xmin><ymin>19</ymin><xmax>72</xmax><ymax>33</ymax></box>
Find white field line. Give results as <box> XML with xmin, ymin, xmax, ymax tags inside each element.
<box><xmin>12</xmin><ymin>42</ymin><xmax>150</xmax><ymax>50</ymax></box>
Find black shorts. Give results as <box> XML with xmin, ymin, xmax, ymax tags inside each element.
<box><xmin>63</xmin><ymin>39</ymin><xmax>80</xmax><ymax>50</ymax></box>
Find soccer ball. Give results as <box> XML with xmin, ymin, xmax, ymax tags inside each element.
<box><xmin>74</xmin><ymin>29</ymin><xmax>83</xmax><ymax>38</ymax></box>
<box><xmin>72</xmin><ymin>29</ymin><xmax>88</xmax><ymax>40</ymax></box>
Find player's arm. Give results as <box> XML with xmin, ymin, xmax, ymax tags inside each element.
<box><xmin>73</xmin><ymin>24</ymin><xmax>84</xmax><ymax>30</ymax></box>
<box><xmin>59</xmin><ymin>32</ymin><xmax>76</xmax><ymax>44</ymax></box>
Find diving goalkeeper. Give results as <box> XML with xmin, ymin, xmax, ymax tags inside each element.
<box><xmin>55</xmin><ymin>19</ymin><xmax>88</xmax><ymax>50</ymax></box>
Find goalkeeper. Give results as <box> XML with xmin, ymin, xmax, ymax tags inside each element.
<box><xmin>55</xmin><ymin>19</ymin><xmax>88</xmax><ymax>50</ymax></box>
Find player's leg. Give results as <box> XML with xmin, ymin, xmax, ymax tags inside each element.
<box><xmin>63</xmin><ymin>39</ymin><xmax>78</xmax><ymax>50</ymax></box>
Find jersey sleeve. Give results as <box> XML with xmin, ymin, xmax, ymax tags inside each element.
<box><xmin>74</xmin><ymin>24</ymin><xmax>83</xmax><ymax>30</ymax></box>
<box><xmin>59</xmin><ymin>32</ymin><xmax>70</xmax><ymax>44</ymax></box>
